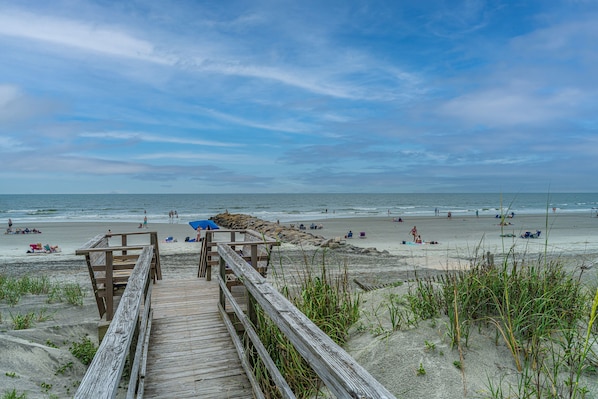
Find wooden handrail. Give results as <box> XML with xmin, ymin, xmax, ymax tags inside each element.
<box><xmin>198</xmin><ymin>228</ymin><xmax>279</xmax><ymax>279</ymax></box>
<box><xmin>76</xmin><ymin>245</ymin><xmax>147</xmax><ymax>254</ymax></box>
<box><xmin>217</xmin><ymin>244</ymin><xmax>396</xmax><ymax>399</ymax></box>
<box><xmin>75</xmin><ymin>246</ymin><xmax>154</xmax><ymax>399</ymax></box>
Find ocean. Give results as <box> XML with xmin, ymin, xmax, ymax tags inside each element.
<box><xmin>1</xmin><ymin>193</ymin><xmax>597</xmax><ymax>226</ymax></box>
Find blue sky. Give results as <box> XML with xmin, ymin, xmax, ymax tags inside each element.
<box><xmin>0</xmin><ymin>1</ymin><xmax>596</xmax><ymax>194</ymax></box>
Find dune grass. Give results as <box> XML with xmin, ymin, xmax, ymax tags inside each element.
<box><xmin>0</xmin><ymin>274</ymin><xmax>87</xmax><ymax>331</ymax></box>
<box><xmin>0</xmin><ymin>274</ymin><xmax>86</xmax><ymax>307</ymax></box>
<box><xmin>406</xmin><ymin>253</ymin><xmax>597</xmax><ymax>398</ymax></box>
<box><xmin>252</xmin><ymin>248</ymin><xmax>360</xmax><ymax>398</ymax></box>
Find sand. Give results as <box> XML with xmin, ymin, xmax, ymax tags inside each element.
<box><xmin>1</xmin><ymin>214</ymin><xmax>597</xmax><ymax>398</ymax></box>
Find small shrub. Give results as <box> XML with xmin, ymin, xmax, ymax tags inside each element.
<box><xmin>69</xmin><ymin>336</ymin><xmax>97</xmax><ymax>366</ymax></box>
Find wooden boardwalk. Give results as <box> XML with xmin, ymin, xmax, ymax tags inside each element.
<box><xmin>143</xmin><ymin>278</ymin><xmax>254</xmax><ymax>399</ymax></box>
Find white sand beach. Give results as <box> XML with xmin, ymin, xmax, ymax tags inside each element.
<box><xmin>293</xmin><ymin>213</ymin><xmax>598</xmax><ymax>271</ymax></box>
<box><xmin>1</xmin><ymin>213</ymin><xmax>597</xmax><ymax>398</ymax></box>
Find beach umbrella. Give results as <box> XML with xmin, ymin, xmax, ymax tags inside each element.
<box><xmin>188</xmin><ymin>220</ymin><xmax>220</xmax><ymax>230</ymax></box>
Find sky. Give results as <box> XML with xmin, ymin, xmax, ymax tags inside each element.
<box><xmin>0</xmin><ymin>0</ymin><xmax>597</xmax><ymax>194</ymax></box>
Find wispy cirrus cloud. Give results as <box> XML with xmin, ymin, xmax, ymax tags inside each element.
<box><xmin>0</xmin><ymin>9</ymin><xmax>174</xmax><ymax>65</ymax></box>
<box><xmin>80</xmin><ymin>131</ymin><xmax>241</xmax><ymax>147</ymax></box>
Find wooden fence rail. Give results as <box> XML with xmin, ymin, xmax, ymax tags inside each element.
<box><xmin>74</xmin><ymin>246</ymin><xmax>154</xmax><ymax>399</ymax></box>
<box><xmin>217</xmin><ymin>243</ymin><xmax>397</xmax><ymax>399</ymax></box>
<box><xmin>76</xmin><ymin>231</ymin><xmax>162</xmax><ymax>321</ymax></box>
<box><xmin>198</xmin><ymin>228</ymin><xmax>278</xmax><ymax>279</ymax></box>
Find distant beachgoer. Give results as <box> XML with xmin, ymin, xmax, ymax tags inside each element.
<box><xmin>410</xmin><ymin>226</ymin><xmax>418</xmax><ymax>242</ymax></box>
<box><xmin>448</xmin><ymin>211</ymin><xmax>452</xmax><ymax>219</ymax></box>
<box><xmin>143</xmin><ymin>216</ymin><xmax>148</xmax><ymax>228</ymax></box>
<box><xmin>196</xmin><ymin>227</ymin><xmax>202</xmax><ymax>242</ymax></box>
<box><xmin>415</xmin><ymin>235</ymin><xmax>422</xmax><ymax>244</ymax></box>
<box><xmin>8</xmin><ymin>218</ymin><xmax>12</xmax><ymax>229</ymax></box>
<box><xmin>138</xmin><ymin>223</ymin><xmax>143</xmax><ymax>229</ymax></box>
<box><xmin>476</xmin><ymin>210</ymin><xmax>479</xmax><ymax>218</ymax></box>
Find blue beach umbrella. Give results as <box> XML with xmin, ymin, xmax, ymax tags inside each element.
<box><xmin>188</xmin><ymin>220</ymin><xmax>220</xmax><ymax>230</ymax></box>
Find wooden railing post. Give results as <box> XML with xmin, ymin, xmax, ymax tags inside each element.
<box><xmin>121</xmin><ymin>235</ymin><xmax>127</xmax><ymax>256</ymax></box>
<box><xmin>105</xmin><ymin>250</ymin><xmax>114</xmax><ymax>321</ymax></box>
<box><xmin>150</xmin><ymin>232</ymin><xmax>162</xmax><ymax>280</ymax></box>
<box><xmin>219</xmin><ymin>256</ymin><xmax>226</xmax><ymax>309</ymax></box>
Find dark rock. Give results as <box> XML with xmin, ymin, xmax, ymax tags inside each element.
<box><xmin>211</xmin><ymin>213</ymin><xmax>389</xmax><ymax>256</ymax></box>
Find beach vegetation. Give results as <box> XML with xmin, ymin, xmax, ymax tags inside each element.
<box><xmin>40</xmin><ymin>382</ymin><xmax>53</xmax><ymax>393</ymax></box>
<box><xmin>252</xmin><ymin>248</ymin><xmax>360</xmax><ymax>398</ymax></box>
<box><xmin>405</xmin><ymin>254</ymin><xmax>597</xmax><ymax>398</ymax></box>
<box><xmin>45</xmin><ymin>339</ymin><xmax>58</xmax><ymax>348</ymax></box>
<box><xmin>416</xmin><ymin>362</ymin><xmax>426</xmax><ymax>376</ymax></box>
<box><xmin>0</xmin><ymin>274</ymin><xmax>86</xmax><ymax>306</ymax></box>
<box><xmin>69</xmin><ymin>335</ymin><xmax>97</xmax><ymax>366</ymax></box>
<box><xmin>1</xmin><ymin>390</ymin><xmax>26</xmax><ymax>399</ymax></box>
<box><xmin>39</xmin><ymin>382</ymin><xmax>52</xmax><ymax>393</ymax></box>
<box><xmin>8</xmin><ymin>308</ymin><xmax>55</xmax><ymax>330</ymax></box>
<box><xmin>10</xmin><ymin>311</ymin><xmax>36</xmax><ymax>330</ymax></box>
<box><xmin>5</xmin><ymin>372</ymin><xmax>17</xmax><ymax>378</ymax></box>
<box><xmin>424</xmin><ymin>340</ymin><xmax>436</xmax><ymax>351</ymax></box>
<box><xmin>55</xmin><ymin>361</ymin><xmax>74</xmax><ymax>375</ymax></box>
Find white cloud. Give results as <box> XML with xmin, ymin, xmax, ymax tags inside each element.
<box><xmin>0</xmin><ymin>9</ymin><xmax>174</xmax><ymax>64</ymax></box>
<box><xmin>80</xmin><ymin>131</ymin><xmax>241</xmax><ymax>148</ymax></box>
<box><xmin>438</xmin><ymin>86</ymin><xmax>585</xmax><ymax>127</ymax></box>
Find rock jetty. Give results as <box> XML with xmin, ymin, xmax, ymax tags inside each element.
<box><xmin>210</xmin><ymin>213</ymin><xmax>389</xmax><ymax>255</ymax></box>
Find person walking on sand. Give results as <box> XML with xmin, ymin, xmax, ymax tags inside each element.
<box><xmin>410</xmin><ymin>226</ymin><xmax>418</xmax><ymax>242</ymax></box>
<box><xmin>143</xmin><ymin>215</ymin><xmax>148</xmax><ymax>228</ymax></box>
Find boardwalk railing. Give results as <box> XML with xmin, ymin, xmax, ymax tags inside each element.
<box><xmin>75</xmin><ymin>246</ymin><xmax>154</xmax><ymax>399</ymax></box>
<box><xmin>76</xmin><ymin>231</ymin><xmax>162</xmax><ymax>321</ymax></box>
<box><xmin>217</xmin><ymin>243</ymin><xmax>397</xmax><ymax>399</ymax></box>
<box><xmin>198</xmin><ymin>228</ymin><xmax>279</xmax><ymax>280</ymax></box>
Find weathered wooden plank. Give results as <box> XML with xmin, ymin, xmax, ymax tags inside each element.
<box><xmin>143</xmin><ymin>279</ymin><xmax>254</xmax><ymax>399</ymax></box>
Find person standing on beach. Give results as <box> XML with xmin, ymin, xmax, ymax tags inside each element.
<box><xmin>143</xmin><ymin>215</ymin><xmax>148</xmax><ymax>228</ymax></box>
<box><xmin>8</xmin><ymin>218</ymin><xmax>12</xmax><ymax>229</ymax></box>
<box><xmin>410</xmin><ymin>226</ymin><xmax>418</xmax><ymax>242</ymax></box>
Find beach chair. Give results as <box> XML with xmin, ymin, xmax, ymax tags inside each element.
<box><xmin>359</xmin><ymin>232</ymin><xmax>367</xmax><ymax>239</ymax></box>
